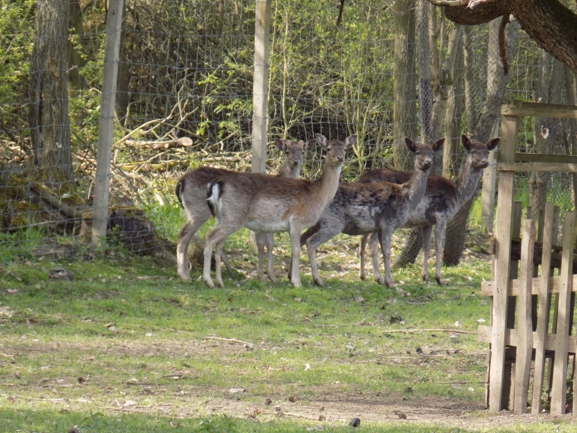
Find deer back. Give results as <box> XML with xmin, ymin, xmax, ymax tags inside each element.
<box><xmin>358</xmin><ymin>169</ymin><xmax>458</xmax><ymax>226</ymax></box>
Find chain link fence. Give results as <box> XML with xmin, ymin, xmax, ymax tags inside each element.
<box><xmin>1</xmin><ymin>0</ymin><xmax>575</xmax><ymax>266</ymax></box>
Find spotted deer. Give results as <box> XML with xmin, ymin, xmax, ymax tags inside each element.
<box><xmin>203</xmin><ymin>134</ymin><xmax>356</xmax><ymax>288</ymax></box>
<box><xmin>358</xmin><ymin>134</ymin><xmax>500</xmax><ymax>285</ymax></box>
<box><xmin>300</xmin><ymin>137</ymin><xmax>444</xmax><ymax>287</ymax></box>
<box><xmin>175</xmin><ymin>139</ymin><xmax>312</xmax><ymax>282</ymax></box>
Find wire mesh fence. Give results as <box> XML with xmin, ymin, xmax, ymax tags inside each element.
<box><xmin>1</xmin><ymin>0</ymin><xmax>576</xmax><ymax>269</ymax></box>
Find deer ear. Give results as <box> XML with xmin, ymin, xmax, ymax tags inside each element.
<box><xmin>316</xmin><ymin>133</ymin><xmax>328</xmax><ymax>149</ymax></box>
<box><xmin>433</xmin><ymin>138</ymin><xmax>445</xmax><ymax>152</ymax></box>
<box><xmin>461</xmin><ymin>134</ymin><xmax>472</xmax><ymax>151</ymax></box>
<box><xmin>404</xmin><ymin>137</ymin><xmax>417</xmax><ymax>153</ymax></box>
<box><xmin>275</xmin><ymin>139</ymin><xmax>287</xmax><ymax>151</ymax></box>
<box><xmin>487</xmin><ymin>137</ymin><xmax>500</xmax><ymax>151</ymax></box>
<box><xmin>345</xmin><ymin>134</ymin><xmax>357</xmax><ymax>149</ymax></box>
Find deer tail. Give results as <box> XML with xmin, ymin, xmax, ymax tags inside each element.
<box><xmin>206</xmin><ymin>180</ymin><xmax>223</xmax><ymax>217</ymax></box>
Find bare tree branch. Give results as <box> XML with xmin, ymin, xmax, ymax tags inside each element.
<box><xmin>427</xmin><ymin>0</ymin><xmax>577</xmax><ymax>74</ymax></box>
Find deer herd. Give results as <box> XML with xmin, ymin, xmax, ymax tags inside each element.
<box><xmin>176</xmin><ymin>134</ymin><xmax>499</xmax><ymax>288</ymax></box>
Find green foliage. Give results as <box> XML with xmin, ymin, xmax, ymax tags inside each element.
<box><xmin>0</xmin><ymin>227</ymin><xmax>43</xmax><ymax>264</ymax></box>
<box><xmin>0</xmin><ymin>0</ymin><xmax>34</xmax><ymax>128</ymax></box>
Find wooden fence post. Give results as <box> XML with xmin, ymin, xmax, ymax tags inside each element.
<box><xmin>489</xmin><ymin>106</ymin><xmax>518</xmax><ymax>412</ymax></box>
<box><xmin>92</xmin><ymin>0</ymin><xmax>124</xmax><ymax>249</ymax></box>
<box><xmin>251</xmin><ymin>0</ymin><xmax>271</xmax><ymax>174</ymax></box>
<box><xmin>550</xmin><ymin>211</ymin><xmax>577</xmax><ymax>415</ymax></box>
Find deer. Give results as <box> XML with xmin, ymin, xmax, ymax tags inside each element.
<box><xmin>203</xmin><ymin>133</ymin><xmax>356</xmax><ymax>288</ymax></box>
<box><xmin>175</xmin><ymin>139</ymin><xmax>312</xmax><ymax>282</ymax></box>
<box><xmin>299</xmin><ymin>137</ymin><xmax>444</xmax><ymax>287</ymax></box>
<box><xmin>358</xmin><ymin>134</ymin><xmax>500</xmax><ymax>285</ymax></box>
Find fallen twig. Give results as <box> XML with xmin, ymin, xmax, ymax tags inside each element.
<box><xmin>203</xmin><ymin>337</ymin><xmax>253</xmax><ymax>347</ymax></box>
<box><xmin>382</xmin><ymin>329</ymin><xmax>476</xmax><ymax>335</ymax></box>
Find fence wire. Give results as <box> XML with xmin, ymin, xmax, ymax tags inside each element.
<box><xmin>0</xmin><ymin>0</ymin><xmax>575</xmax><ymax>267</ymax></box>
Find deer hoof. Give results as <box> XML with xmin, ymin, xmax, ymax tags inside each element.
<box><xmin>375</xmin><ymin>276</ymin><xmax>385</xmax><ymax>285</ymax></box>
<box><xmin>435</xmin><ymin>276</ymin><xmax>444</xmax><ymax>286</ymax></box>
<box><xmin>313</xmin><ymin>278</ymin><xmax>325</xmax><ymax>287</ymax></box>
<box><xmin>421</xmin><ymin>274</ymin><xmax>429</xmax><ymax>283</ymax></box>
<box><xmin>257</xmin><ymin>272</ymin><xmax>267</xmax><ymax>282</ymax></box>
<box><xmin>204</xmin><ymin>277</ymin><xmax>215</xmax><ymax>288</ymax></box>
<box><xmin>268</xmin><ymin>273</ymin><xmax>277</xmax><ymax>284</ymax></box>
<box><xmin>178</xmin><ymin>273</ymin><xmax>192</xmax><ymax>282</ymax></box>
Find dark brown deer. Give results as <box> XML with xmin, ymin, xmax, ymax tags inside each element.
<box><xmin>300</xmin><ymin>137</ymin><xmax>444</xmax><ymax>287</ymax></box>
<box><xmin>175</xmin><ymin>139</ymin><xmax>312</xmax><ymax>282</ymax></box>
<box><xmin>358</xmin><ymin>134</ymin><xmax>499</xmax><ymax>285</ymax></box>
<box><xmin>203</xmin><ymin>134</ymin><xmax>356</xmax><ymax>288</ymax></box>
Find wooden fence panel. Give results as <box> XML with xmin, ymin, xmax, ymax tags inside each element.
<box><xmin>531</xmin><ymin>203</ymin><xmax>558</xmax><ymax>414</ymax></box>
<box><xmin>482</xmin><ymin>206</ymin><xmax>576</xmax><ymax>415</ymax></box>
<box><xmin>513</xmin><ymin>219</ymin><xmax>535</xmax><ymax>413</ymax></box>
<box><xmin>551</xmin><ymin>211</ymin><xmax>577</xmax><ymax>415</ymax></box>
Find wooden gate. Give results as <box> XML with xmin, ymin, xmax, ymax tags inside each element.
<box><xmin>482</xmin><ymin>101</ymin><xmax>577</xmax><ymax>414</ymax></box>
<box><xmin>480</xmin><ymin>203</ymin><xmax>577</xmax><ymax>414</ymax></box>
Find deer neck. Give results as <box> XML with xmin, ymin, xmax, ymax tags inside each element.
<box><xmin>406</xmin><ymin>166</ymin><xmax>430</xmax><ymax>209</ymax></box>
<box><xmin>280</xmin><ymin>162</ymin><xmax>300</xmax><ymax>179</ymax></box>
<box><xmin>315</xmin><ymin>162</ymin><xmax>343</xmax><ymax>209</ymax></box>
<box><xmin>454</xmin><ymin>161</ymin><xmax>483</xmax><ymax>207</ymax></box>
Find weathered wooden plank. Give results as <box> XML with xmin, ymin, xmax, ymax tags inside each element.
<box><xmin>501</xmin><ymin>102</ymin><xmax>577</xmax><ymax>119</ymax></box>
<box><xmin>514</xmin><ymin>219</ymin><xmax>535</xmax><ymax>413</ymax></box>
<box><xmin>515</xmin><ymin>153</ymin><xmax>577</xmax><ymax>164</ymax></box>
<box><xmin>480</xmin><ymin>274</ymin><xmax>577</xmax><ymax>297</ymax></box>
<box><xmin>478</xmin><ymin>326</ymin><xmax>577</xmax><ymax>353</ymax></box>
<box><xmin>498</xmin><ymin>162</ymin><xmax>577</xmax><ymax>173</ymax></box>
<box><xmin>489</xmin><ymin>110</ymin><xmax>517</xmax><ymax>412</ymax></box>
<box><xmin>532</xmin><ymin>203</ymin><xmax>557</xmax><ymax>414</ymax></box>
<box><xmin>551</xmin><ymin>211</ymin><xmax>577</xmax><ymax>415</ymax></box>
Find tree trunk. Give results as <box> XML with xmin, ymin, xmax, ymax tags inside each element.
<box><xmin>393</xmin><ymin>0</ymin><xmax>418</xmax><ymax>171</ymax></box>
<box><xmin>417</xmin><ymin>0</ymin><xmax>433</xmax><ymax>145</ymax></box>
<box><xmin>29</xmin><ymin>0</ymin><xmax>73</xmax><ymax>185</ymax></box>
<box><xmin>528</xmin><ymin>50</ymin><xmax>553</xmax><ymax>214</ymax></box>
<box><xmin>442</xmin><ymin>26</ymin><xmax>464</xmax><ymax>178</ymax></box>
<box><xmin>443</xmin><ymin>17</ymin><xmax>519</xmax><ymax>266</ymax></box>
<box><xmin>566</xmin><ymin>65</ymin><xmax>577</xmax><ymax>205</ymax></box>
<box><xmin>67</xmin><ymin>0</ymin><xmax>85</xmax><ymax>92</ymax></box>
<box><xmin>462</xmin><ymin>26</ymin><xmax>479</xmax><ymax>136</ymax></box>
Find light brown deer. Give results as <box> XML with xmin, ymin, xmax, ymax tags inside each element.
<box><xmin>300</xmin><ymin>137</ymin><xmax>444</xmax><ymax>287</ymax></box>
<box><xmin>255</xmin><ymin>140</ymin><xmax>313</xmax><ymax>282</ymax></box>
<box><xmin>175</xmin><ymin>139</ymin><xmax>312</xmax><ymax>282</ymax></box>
<box><xmin>358</xmin><ymin>134</ymin><xmax>499</xmax><ymax>285</ymax></box>
<box><xmin>203</xmin><ymin>134</ymin><xmax>356</xmax><ymax>288</ymax></box>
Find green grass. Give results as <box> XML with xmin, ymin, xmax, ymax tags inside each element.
<box><xmin>0</xmin><ymin>229</ymin><xmax>574</xmax><ymax>432</ymax></box>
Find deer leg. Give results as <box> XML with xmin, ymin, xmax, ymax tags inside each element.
<box><xmin>378</xmin><ymin>230</ymin><xmax>394</xmax><ymax>287</ymax></box>
<box><xmin>434</xmin><ymin>221</ymin><xmax>447</xmax><ymax>285</ymax></box>
<box><xmin>177</xmin><ymin>218</ymin><xmax>207</xmax><ymax>281</ymax></box>
<box><xmin>359</xmin><ymin>234</ymin><xmax>368</xmax><ymax>280</ymax></box>
<box><xmin>214</xmin><ymin>239</ymin><xmax>226</xmax><ymax>288</ymax></box>
<box><xmin>203</xmin><ymin>225</ymin><xmax>236</xmax><ymax>288</ymax></box>
<box><xmin>305</xmin><ymin>224</ymin><xmax>341</xmax><ymax>287</ymax></box>
<box><xmin>294</xmin><ymin>224</ymin><xmax>320</xmax><ymax>283</ymax></box>
<box><xmin>255</xmin><ymin>232</ymin><xmax>268</xmax><ymax>282</ymax></box>
<box><xmin>265</xmin><ymin>233</ymin><xmax>277</xmax><ymax>283</ymax></box>
<box><xmin>263</xmin><ymin>233</ymin><xmax>277</xmax><ymax>283</ymax></box>
<box><xmin>289</xmin><ymin>225</ymin><xmax>303</xmax><ymax>288</ymax></box>
<box><xmin>421</xmin><ymin>226</ymin><xmax>432</xmax><ymax>282</ymax></box>
<box><xmin>368</xmin><ymin>232</ymin><xmax>384</xmax><ymax>285</ymax></box>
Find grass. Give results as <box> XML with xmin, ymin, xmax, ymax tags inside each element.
<box><xmin>0</xmin><ymin>227</ymin><xmax>575</xmax><ymax>432</ymax></box>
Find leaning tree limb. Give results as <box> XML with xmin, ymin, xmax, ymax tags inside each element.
<box><xmin>428</xmin><ymin>0</ymin><xmax>577</xmax><ymax>74</ymax></box>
